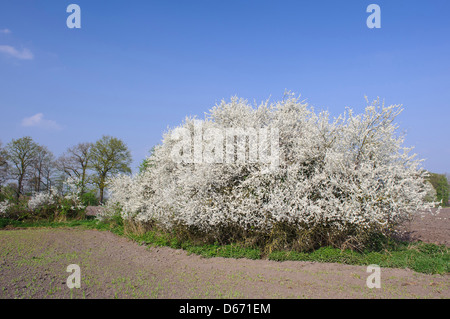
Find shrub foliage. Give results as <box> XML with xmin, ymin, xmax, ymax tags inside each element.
<box><xmin>106</xmin><ymin>94</ymin><xmax>435</xmax><ymax>251</ymax></box>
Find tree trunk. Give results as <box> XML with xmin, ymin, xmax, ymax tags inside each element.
<box><xmin>98</xmin><ymin>173</ymin><xmax>107</xmax><ymax>204</ymax></box>
<box><xmin>37</xmin><ymin>166</ymin><xmax>41</xmax><ymax>192</ymax></box>
<box><xmin>99</xmin><ymin>187</ymin><xmax>104</xmax><ymax>204</ymax></box>
<box><xmin>81</xmin><ymin>168</ymin><xmax>86</xmax><ymax>195</ymax></box>
<box><xmin>17</xmin><ymin>174</ymin><xmax>23</xmax><ymax>199</ymax></box>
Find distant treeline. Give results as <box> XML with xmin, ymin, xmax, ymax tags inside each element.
<box><xmin>0</xmin><ymin>135</ymin><xmax>132</xmax><ymax>204</ymax></box>
<box><xmin>427</xmin><ymin>172</ymin><xmax>450</xmax><ymax>207</ymax></box>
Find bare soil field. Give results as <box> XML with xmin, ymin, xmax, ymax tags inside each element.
<box><xmin>0</xmin><ymin>210</ymin><xmax>449</xmax><ymax>299</ymax></box>
<box><xmin>398</xmin><ymin>208</ymin><xmax>450</xmax><ymax>246</ymax></box>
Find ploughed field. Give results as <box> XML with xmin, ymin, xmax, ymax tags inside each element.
<box><xmin>0</xmin><ymin>209</ymin><xmax>449</xmax><ymax>299</ymax></box>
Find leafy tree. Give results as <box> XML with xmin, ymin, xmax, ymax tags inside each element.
<box><xmin>428</xmin><ymin>173</ymin><xmax>450</xmax><ymax>206</ymax></box>
<box><xmin>80</xmin><ymin>191</ymin><xmax>99</xmax><ymax>206</ymax></box>
<box><xmin>138</xmin><ymin>146</ymin><xmax>156</xmax><ymax>174</ymax></box>
<box><xmin>56</xmin><ymin>142</ymin><xmax>93</xmax><ymax>195</ymax></box>
<box><xmin>89</xmin><ymin>136</ymin><xmax>132</xmax><ymax>203</ymax></box>
<box><xmin>423</xmin><ymin>181</ymin><xmax>437</xmax><ymax>203</ymax></box>
<box><xmin>5</xmin><ymin>137</ymin><xmax>39</xmax><ymax>198</ymax></box>
<box><xmin>0</xmin><ymin>183</ymin><xmax>16</xmax><ymax>202</ymax></box>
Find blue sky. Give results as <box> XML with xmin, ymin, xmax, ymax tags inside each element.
<box><xmin>0</xmin><ymin>0</ymin><xmax>449</xmax><ymax>173</ymax></box>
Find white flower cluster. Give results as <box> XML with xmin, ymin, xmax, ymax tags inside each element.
<box><xmin>0</xmin><ymin>200</ymin><xmax>11</xmax><ymax>215</ymax></box>
<box><xmin>107</xmin><ymin>94</ymin><xmax>436</xmax><ymax>234</ymax></box>
<box><xmin>63</xmin><ymin>176</ymin><xmax>85</xmax><ymax>210</ymax></box>
<box><xmin>27</xmin><ymin>177</ymin><xmax>85</xmax><ymax>212</ymax></box>
<box><xmin>28</xmin><ymin>187</ymin><xmax>59</xmax><ymax>211</ymax></box>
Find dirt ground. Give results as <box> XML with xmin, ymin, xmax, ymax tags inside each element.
<box><xmin>0</xmin><ymin>210</ymin><xmax>449</xmax><ymax>299</ymax></box>
<box><xmin>398</xmin><ymin>208</ymin><xmax>450</xmax><ymax>246</ymax></box>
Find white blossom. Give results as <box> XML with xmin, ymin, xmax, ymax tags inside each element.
<box><xmin>0</xmin><ymin>200</ymin><xmax>11</xmax><ymax>215</ymax></box>
<box><xmin>28</xmin><ymin>177</ymin><xmax>86</xmax><ymax>212</ymax></box>
<box><xmin>63</xmin><ymin>176</ymin><xmax>85</xmax><ymax>210</ymax></box>
<box><xmin>28</xmin><ymin>188</ymin><xmax>59</xmax><ymax>211</ymax></box>
<box><xmin>107</xmin><ymin>94</ymin><xmax>437</xmax><ymax>235</ymax></box>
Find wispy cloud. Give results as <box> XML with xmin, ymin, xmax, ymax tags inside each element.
<box><xmin>0</xmin><ymin>28</ymin><xmax>11</xmax><ymax>34</ymax></box>
<box><xmin>21</xmin><ymin>113</ymin><xmax>62</xmax><ymax>130</ymax></box>
<box><xmin>0</xmin><ymin>45</ymin><xmax>33</xmax><ymax>60</ymax></box>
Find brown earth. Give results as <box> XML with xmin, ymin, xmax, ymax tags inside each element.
<box><xmin>397</xmin><ymin>208</ymin><xmax>450</xmax><ymax>246</ymax></box>
<box><xmin>0</xmin><ymin>209</ymin><xmax>449</xmax><ymax>299</ymax></box>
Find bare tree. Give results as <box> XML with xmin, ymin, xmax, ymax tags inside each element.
<box><xmin>5</xmin><ymin>137</ymin><xmax>39</xmax><ymax>198</ymax></box>
<box><xmin>29</xmin><ymin>145</ymin><xmax>55</xmax><ymax>192</ymax></box>
<box><xmin>56</xmin><ymin>142</ymin><xmax>93</xmax><ymax>194</ymax></box>
<box><xmin>0</xmin><ymin>141</ymin><xmax>9</xmax><ymax>190</ymax></box>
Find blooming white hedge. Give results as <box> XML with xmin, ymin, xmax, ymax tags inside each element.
<box><xmin>0</xmin><ymin>200</ymin><xmax>11</xmax><ymax>215</ymax></box>
<box><xmin>107</xmin><ymin>94</ymin><xmax>435</xmax><ymax>236</ymax></box>
<box><xmin>28</xmin><ymin>188</ymin><xmax>59</xmax><ymax>211</ymax></box>
<box><xmin>28</xmin><ymin>177</ymin><xmax>85</xmax><ymax>212</ymax></box>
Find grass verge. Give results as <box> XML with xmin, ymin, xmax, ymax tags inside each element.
<box><xmin>1</xmin><ymin>217</ymin><xmax>448</xmax><ymax>275</ymax></box>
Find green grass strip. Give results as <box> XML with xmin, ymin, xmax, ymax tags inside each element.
<box><xmin>1</xmin><ymin>217</ymin><xmax>448</xmax><ymax>274</ymax></box>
